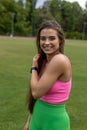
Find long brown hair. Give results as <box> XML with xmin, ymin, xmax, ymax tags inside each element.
<box><xmin>27</xmin><ymin>20</ymin><xmax>65</xmax><ymax>113</ymax></box>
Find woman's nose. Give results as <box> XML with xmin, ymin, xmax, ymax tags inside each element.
<box><xmin>45</xmin><ymin>39</ymin><xmax>50</xmax><ymax>44</ymax></box>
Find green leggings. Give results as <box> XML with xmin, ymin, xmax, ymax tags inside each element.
<box><xmin>29</xmin><ymin>100</ymin><xmax>70</xmax><ymax>130</ymax></box>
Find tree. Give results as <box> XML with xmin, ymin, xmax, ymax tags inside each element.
<box><xmin>15</xmin><ymin>0</ymin><xmax>30</xmax><ymax>36</ymax></box>
<box><xmin>26</xmin><ymin>0</ymin><xmax>38</xmax><ymax>36</ymax></box>
<box><xmin>49</xmin><ymin>0</ymin><xmax>62</xmax><ymax>23</ymax></box>
<box><xmin>81</xmin><ymin>1</ymin><xmax>87</xmax><ymax>39</ymax></box>
<box><xmin>0</xmin><ymin>0</ymin><xmax>86</xmax><ymax>39</ymax></box>
<box><xmin>0</xmin><ymin>0</ymin><xmax>17</xmax><ymax>35</ymax></box>
<box><xmin>60</xmin><ymin>1</ymin><xmax>83</xmax><ymax>32</ymax></box>
<box><xmin>0</xmin><ymin>0</ymin><xmax>31</xmax><ymax>36</ymax></box>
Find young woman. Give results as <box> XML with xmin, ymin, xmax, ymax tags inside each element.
<box><xmin>23</xmin><ymin>20</ymin><xmax>72</xmax><ymax>130</ymax></box>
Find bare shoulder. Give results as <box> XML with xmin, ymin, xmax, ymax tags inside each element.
<box><xmin>49</xmin><ymin>54</ymin><xmax>72</xmax><ymax>80</ymax></box>
<box><xmin>50</xmin><ymin>54</ymin><xmax>71</xmax><ymax>67</ymax></box>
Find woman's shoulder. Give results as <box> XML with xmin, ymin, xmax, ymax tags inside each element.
<box><xmin>49</xmin><ymin>54</ymin><xmax>71</xmax><ymax>73</ymax></box>
<box><xmin>51</xmin><ymin>53</ymin><xmax>71</xmax><ymax>65</ymax></box>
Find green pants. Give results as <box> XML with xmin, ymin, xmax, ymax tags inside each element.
<box><xmin>29</xmin><ymin>100</ymin><xmax>70</xmax><ymax>130</ymax></box>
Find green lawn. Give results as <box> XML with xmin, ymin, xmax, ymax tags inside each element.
<box><xmin>0</xmin><ymin>36</ymin><xmax>87</xmax><ymax>130</ymax></box>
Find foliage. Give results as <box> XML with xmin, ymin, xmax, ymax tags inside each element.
<box><xmin>0</xmin><ymin>0</ymin><xmax>87</xmax><ymax>39</ymax></box>
<box><xmin>65</xmin><ymin>32</ymin><xmax>83</xmax><ymax>39</ymax></box>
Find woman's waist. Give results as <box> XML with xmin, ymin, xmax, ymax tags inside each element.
<box><xmin>35</xmin><ymin>99</ymin><xmax>66</xmax><ymax>110</ymax></box>
<box><xmin>33</xmin><ymin>100</ymin><xmax>66</xmax><ymax>116</ymax></box>
<box><xmin>39</xmin><ymin>99</ymin><xmax>66</xmax><ymax>105</ymax></box>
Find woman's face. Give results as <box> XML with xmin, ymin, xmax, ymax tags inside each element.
<box><xmin>40</xmin><ymin>28</ymin><xmax>60</xmax><ymax>55</ymax></box>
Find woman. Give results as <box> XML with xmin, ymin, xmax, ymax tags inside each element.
<box><xmin>24</xmin><ymin>20</ymin><xmax>72</xmax><ymax>130</ymax></box>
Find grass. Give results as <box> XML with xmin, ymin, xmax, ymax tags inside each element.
<box><xmin>0</xmin><ymin>36</ymin><xmax>87</xmax><ymax>130</ymax></box>
<box><xmin>65</xmin><ymin>40</ymin><xmax>87</xmax><ymax>130</ymax></box>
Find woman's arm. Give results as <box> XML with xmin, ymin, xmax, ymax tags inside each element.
<box><xmin>23</xmin><ymin>113</ymin><xmax>31</xmax><ymax>130</ymax></box>
<box><xmin>30</xmin><ymin>54</ymin><xmax>71</xmax><ymax>99</ymax></box>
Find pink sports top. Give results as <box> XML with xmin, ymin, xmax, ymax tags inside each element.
<box><xmin>40</xmin><ymin>79</ymin><xmax>72</xmax><ymax>104</ymax></box>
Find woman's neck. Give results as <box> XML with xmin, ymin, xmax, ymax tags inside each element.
<box><xmin>46</xmin><ymin>51</ymin><xmax>60</xmax><ymax>62</ymax></box>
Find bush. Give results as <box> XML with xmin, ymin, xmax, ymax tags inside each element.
<box><xmin>65</xmin><ymin>31</ymin><xmax>86</xmax><ymax>40</ymax></box>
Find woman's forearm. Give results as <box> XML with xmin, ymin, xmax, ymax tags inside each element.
<box><xmin>23</xmin><ymin>113</ymin><xmax>32</xmax><ymax>130</ymax></box>
<box><xmin>30</xmin><ymin>70</ymin><xmax>39</xmax><ymax>98</ymax></box>
<box><xmin>30</xmin><ymin>53</ymin><xmax>41</xmax><ymax>98</ymax></box>
<box><xmin>27</xmin><ymin>113</ymin><xmax>32</xmax><ymax>123</ymax></box>
<box><xmin>30</xmin><ymin>70</ymin><xmax>38</xmax><ymax>88</ymax></box>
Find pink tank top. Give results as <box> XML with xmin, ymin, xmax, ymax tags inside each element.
<box><xmin>40</xmin><ymin>79</ymin><xmax>72</xmax><ymax>104</ymax></box>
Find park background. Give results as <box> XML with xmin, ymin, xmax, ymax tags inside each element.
<box><xmin>0</xmin><ymin>0</ymin><xmax>87</xmax><ymax>39</ymax></box>
<box><xmin>0</xmin><ymin>0</ymin><xmax>87</xmax><ymax>130</ymax></box>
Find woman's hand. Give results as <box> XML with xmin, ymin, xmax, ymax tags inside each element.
<box><xmin>23</xmin><ymin>114</ymin><xmax>31</xmax><ymax>130</ymax></box>
<box><xmin>32</xmin><ymin>53</ymin><xmax>41</xmax><ymax>67</ymax></box>
<box><xmin>23</xmin><ymin>121</ymin><xmax>29</xmax><ymax>130</ymax></box>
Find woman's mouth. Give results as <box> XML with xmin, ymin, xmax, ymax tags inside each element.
<box><xmin>42</xmin><ymin>45</ymin><xmax>53</xmax><ymax>51</ymax></box>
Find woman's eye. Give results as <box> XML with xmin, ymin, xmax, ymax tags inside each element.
<box><xmin>40</xmin><ymin>36</ymin><xmax>46</xmax><ymax>41</ymax></box>
<box><xmin>49</xmin><ymin>36</ymin><xmax>56</xmax><ymax>41</ymax></box>
<box><xmin>40</xmin><ymin>36</ymin><xmax>56</xmax><ymax>41</ymax></box>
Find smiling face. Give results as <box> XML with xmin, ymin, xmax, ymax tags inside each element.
<box><xmin>40</xmin><ymin>28</ymin><xmax>60</xmax><ymax>56</ymax></box>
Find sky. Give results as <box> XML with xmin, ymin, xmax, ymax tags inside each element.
<box><xmin>36</xmin><ymin>0</ymin><xmax>86</xmax><ymax>9</ymax></box>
